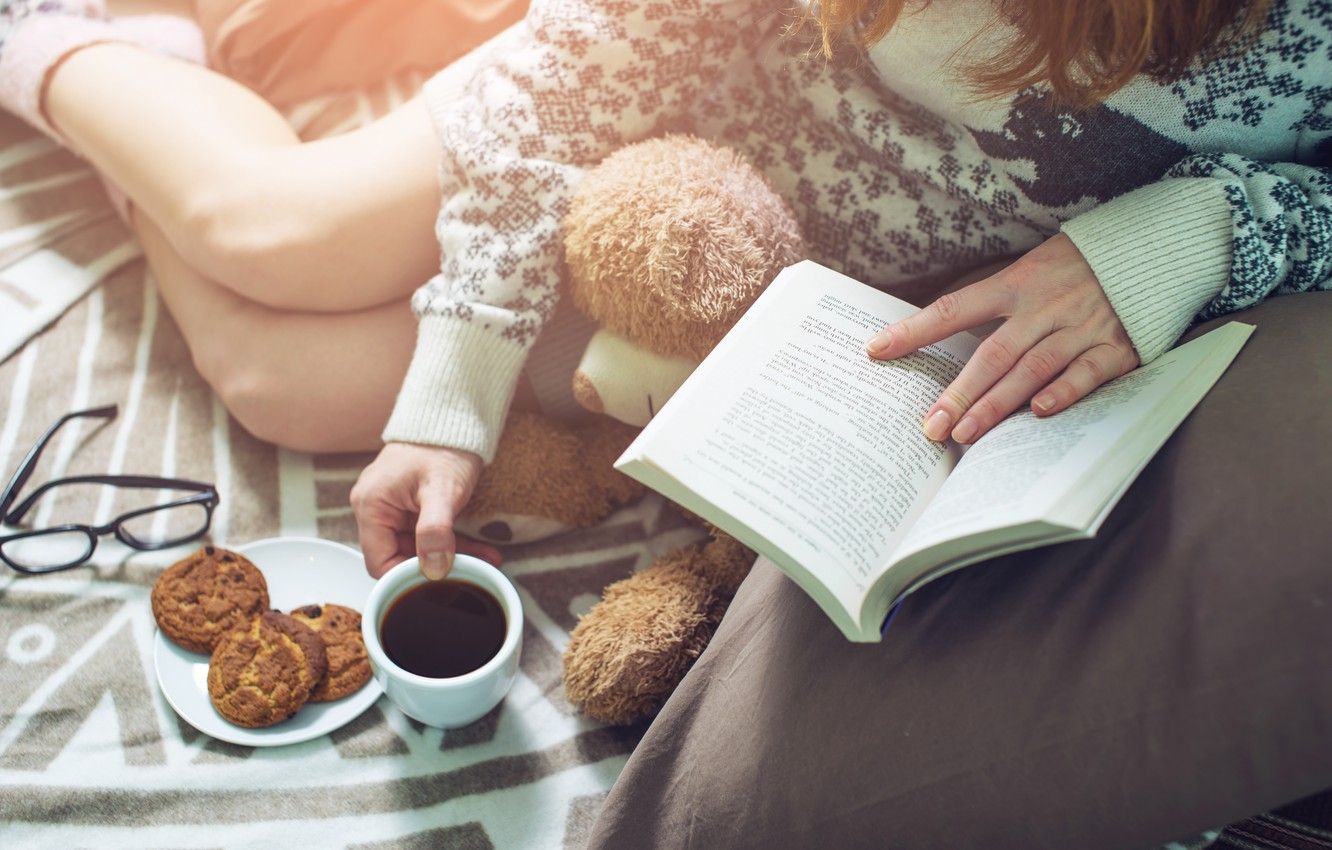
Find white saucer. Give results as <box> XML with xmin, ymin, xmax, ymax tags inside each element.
<box><xmin>153</xmin><ymin>536</ymin><xmax>383</xmax><ymax>747</ymax></box>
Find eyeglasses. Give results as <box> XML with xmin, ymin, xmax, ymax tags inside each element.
<box><xmin>0</xmin><ymin>405</ymin><xmax>219</xmax><ymax>574</ymax></box>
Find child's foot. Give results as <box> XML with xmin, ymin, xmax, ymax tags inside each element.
<box><xmin>0</xmin><ymin>0</ymin><xmax>202</xmax><ymax>222</ymax></box>
<box><xmin>0</xmin><ymin>0</ymin><xmax>108</xmax><ymax>138</ymax></box>
<box><xmin>0</xmin><ymin>0</ymin><xmax>201</xmax><ymax>142</ymax></box>
<box><xmin>0</xmin><ymin>1</ymin><xmax>103</xmax><ymax>58</ymax></box>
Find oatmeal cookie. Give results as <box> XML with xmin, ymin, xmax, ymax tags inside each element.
<box><xmin>206</xmin><ymin>612</ymin><xmax>329</xmax><ymax>728</ymax></box>
<box><xmin>290</xmin><ymin>603</ymin><xmax>371</xmax><ymax>702</ymax></box>
<box><xmin>151</xmin><ymin>546</ymin><xmax>269</xmax><ymax>654</ymax></box>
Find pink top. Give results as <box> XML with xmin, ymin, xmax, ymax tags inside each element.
<box><xmin>195</xmin><ymin>0</ymin><xmax>528</xmax><ymax>108</ymax></box>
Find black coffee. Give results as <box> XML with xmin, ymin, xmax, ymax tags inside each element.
<box><xmin>380</xmin><ymin>580</ymin><xmax>507</xmax><ymax>678</ymax></box>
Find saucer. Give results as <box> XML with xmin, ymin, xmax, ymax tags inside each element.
<box><xmin>153</xmin><ymin>536</ymin><xmax>383</xmax><ymax>747</ymax></box>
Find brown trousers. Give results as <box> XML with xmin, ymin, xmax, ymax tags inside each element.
<box><xmin>589</xmin><ymin>291</ymin><xmax>1332</xmax><ymax>849</ymax></box>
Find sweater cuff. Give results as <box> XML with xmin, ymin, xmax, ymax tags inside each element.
<box><xmin>1061</xmin><ymin>178</ymin><xmax>1233</xmax><ymax>363</ymax></box>
<box><xmin>383</xmin><ymin>315</ymin><xmax>527</xmax><ymax>463</ymax></box>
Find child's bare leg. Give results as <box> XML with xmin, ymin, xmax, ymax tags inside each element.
<box><xmin>46</xmin><ymin>43</ymin><xmax>443</xmax><ymax>313</ymax></box>
<box><xmin>132</xmin><ymin>208</ymin><xmax>415</xmax><ymax>453</ymax></box>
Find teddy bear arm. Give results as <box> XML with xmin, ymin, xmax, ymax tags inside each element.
<box><xmin>460</xmin><ymin>411</ymin><xmax>646</xmax><ymax>545</ymax></box>
<box><xmin>562</xmin><ymin>533</ymin><xmax>756</xmax><ymax>725</ymax></box>
<box><xmin>563</xmin><ymin>548</ymin><xmax>719</xmax><ymax>724</ymax></box>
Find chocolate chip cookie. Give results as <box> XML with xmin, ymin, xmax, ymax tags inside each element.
<box><xmin>290</xmin><ymin>603</ymin><xmax>372</xmax><ymax>702</ymax></box>
<box><xmin>207</xmin><ymin>612</ymin><xmax>329</xmax><ymax>728</ymax></box>
<box><xmin>151</xmin><ymin>546</ymin><xmax>269</xmax><ymax>654</ymax></box>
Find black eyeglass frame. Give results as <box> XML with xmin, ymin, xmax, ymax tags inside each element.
<box><xmin>0</xmin><ymin>405</ymin><xmax>220</xmax><ymax>574</ymax></box>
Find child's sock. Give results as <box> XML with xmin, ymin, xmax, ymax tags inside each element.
<box><xmin>0</xmin><ymin>3</ymin><xmax>204</xmax><ymax>143</ymax></box>
<box><xmin>0</xmin><ymin>3</ymin><xmax>205</xmax><ymax>221</ymax></box>
<box><xmin>0</xmin><ymin>1</ymin><xmax>106</xmax><ymax>139</ymax></box>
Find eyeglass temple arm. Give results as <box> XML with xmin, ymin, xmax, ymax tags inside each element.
<box><xmin>0</xmin><ymin>405</ymin><xmax>119</xmax><ymax>521</ymax></box>
<box><xmin>4</xmin><ymin>474</ymin><xmax>216</xmax><ymax>525</ymax></box>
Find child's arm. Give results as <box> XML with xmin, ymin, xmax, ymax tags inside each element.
<box><xmin>357</xmin><ymin>0</ymin><xmax>774</xmax><ymax>579</ymax></box>
<box><xmin>385</xmin><ymin>0</ymin><xmax>773</xmax><ymax>463</ymax></box>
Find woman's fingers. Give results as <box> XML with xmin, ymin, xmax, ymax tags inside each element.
<box><xmin>356</xmin><ymin>512</ymin><xmax>407</xmax><ymax>578</ymax></box>
<box><xmin>352</xmin><ymin>443</ymin><xmax>486</xmax><ymax>581</ymax></box>
<box><xmin>396</xmin><ymin>530</ymin><xmax>415</xmax><ymax>558</ymax></box>
<box><xmin>947</xmin><ymin>331</ymin><xmax>1083</xmax><ymax>443</ymax></box>
<box><xmin>1031</xmin><ymin>343</ymin><xmax>1138</xmax><ymax>416</ymax></box>
<box><xmin>867</xmin><ymin>278</ymin><xmax>1012</xmax><ymax>360</ymax></box>
<box><xmin>920</xmin><ymin>320</ymin><xmax>1047</xmax><ymax>441</ymax></box>
<box><xmin>861</xmin><ymin>234</ymin><xmax>1140</xmax><ymax>442</ymax></box>
<box><xmin>415</xmin><ymin>481</ymin><xmax>459</xmax><ymax>580</ymax></box>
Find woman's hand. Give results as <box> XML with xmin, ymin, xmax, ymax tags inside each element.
<box><xmin>867</xmin><ymin>234</ymin><xmax>1140</xmax><ymax>444</ymax></box>
<box><xmin>350</xmin><ymin>442</ymin><xmax>501</xmax><ymax>580</ymax></box>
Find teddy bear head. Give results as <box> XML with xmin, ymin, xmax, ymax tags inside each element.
<box><xmin>456</xmin><ymin>137</ymin><xmax>803</xmax><ymax>547</ymax></box>
<box><xmin>564</xmin><ymin>135</ymin><xmax>805</xmax><ymax>425</ymax></box>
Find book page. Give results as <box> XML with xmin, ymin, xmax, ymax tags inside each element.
<box><xmin>628</xmin><ymin>261</ymin><xmax>979</xmax><ymax>610</ymax></box>
<box><xmin>892</xmin><ymin>325</ymin><xmax>1248</xmax><ymax>562</ymax></box>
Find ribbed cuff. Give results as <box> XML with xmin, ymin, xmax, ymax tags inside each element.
<box><xmin>383</xmin><ymin>315</ymin><xmax>527</xmax><ymax>463</ymax></box>
<box><xmin>1062</xmin><ymin>178</ymin><xmax>1233</xmax><ymax>363</ymax></box>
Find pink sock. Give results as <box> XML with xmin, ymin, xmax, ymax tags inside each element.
<box><xmin>91</xmin><ymin>15</ymin><xmax>206</xmax><ymax>222</ymax></box>
<box><xmin>0</xmin><ymin>12</ymin><xmax>204</xmax><ymax>141</ymax></box>
<box><xmin>0</xmin><ymin>11</ymin><xmax>205</xmax><ymax>221</ymax></box>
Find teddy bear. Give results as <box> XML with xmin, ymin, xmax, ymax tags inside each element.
<box><xmin>456</xmin><ymin>135</ymin><xmax>806</xmax><ymax>725</ymax></box>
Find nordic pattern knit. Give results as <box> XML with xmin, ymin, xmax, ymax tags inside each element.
<box><xmin>386</xmin><ymin>0</ymin><xmax>1332</xmax><ymax>462</ymax></box>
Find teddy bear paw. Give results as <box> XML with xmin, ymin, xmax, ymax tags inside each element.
<box><xmin>562</xmin><ymin>545</ymin><xmax>729</xmax><ymax>725</ymax></box>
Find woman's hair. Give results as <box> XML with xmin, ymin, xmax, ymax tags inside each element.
<box><xmin>805</xmin><ymin>0</ymin><xmax>1272</xmax><ymax>106</ymax></box>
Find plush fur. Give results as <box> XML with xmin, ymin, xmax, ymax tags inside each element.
<box><xmin>557</xmin><ymin>138</ymin><xmax>807</xmax><ymax>725</ymax></box>
<box><xmin>466</xmin><ymin>135</ymin><xmax>804</xmax><ymax>725</ymax></box>
<box><xmin>565</xmin><ymin>135</ymin><xmax>805</xmax><ymax>360</ymax></box>
<box><xmin>459</xmin><ymin>412</ymin><xmax>645</xmax><ymax>544</ymax></box>
<box><xmin>562</xmin><ymin>533</ymin><xmax>754</xmax><ymax>725</ymax></box>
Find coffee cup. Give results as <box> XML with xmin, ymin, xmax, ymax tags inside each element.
<box><xmin>361</xmin><ymin>555</ymin><xmax>523</xmax><ymax>728</ymax></box>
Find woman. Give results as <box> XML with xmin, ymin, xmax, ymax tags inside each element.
<box><xmin>2</xmin><ymin>0</ymin><xmax>1324</xmax><ymax>587</ymax></box>
<box><xmin>3</xmin><ymin>0</ymin><xmax>1328</xmax><ymax>844</ymax></box>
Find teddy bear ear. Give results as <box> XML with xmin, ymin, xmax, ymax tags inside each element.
<box><xmin>642</xmin><ymin>193</ymin><xmax>801</xmax><ymax>329</ymax></box>
<box><xmin>565</xmin><ymin>136</ymin><xmax>805</xmax><ymax>361</ymax></box>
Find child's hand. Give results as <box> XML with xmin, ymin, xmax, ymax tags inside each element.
<box><xmin>867</xmin><ymin>234</ymin><xmax>1139</xmax><ymax>444</ymax></box>
<box><xmin>351</xmin><ymin>442</ymin><xmax>501</xmax><ymax>580</ymax></box>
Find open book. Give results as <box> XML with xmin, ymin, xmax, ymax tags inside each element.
<box><xmin>616</xmin><ymin>261</ymin><xmax>1253</xmax><ymax>641</ymax></box>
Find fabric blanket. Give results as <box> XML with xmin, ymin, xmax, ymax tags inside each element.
<box><xmin>0</xmin><ymin>47</ymin><xmax>1320</xmax><ymax>850</ymax></box>
<box><xmin>0</xmin><ymin>80</ymin><xmax>708</xmax><ymax>847</ymax></box>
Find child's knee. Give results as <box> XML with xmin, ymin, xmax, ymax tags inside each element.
<box><xmin>181</xmin><ymin>180</ymin><xmax>325</xmax><ymax>311</ymax></box>
<box><xmin>187</xmin><ymin>326</ymin><xmax>295</xmax><ymax>448</ymax></box>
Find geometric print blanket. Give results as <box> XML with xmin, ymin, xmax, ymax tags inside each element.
<box><xmin>0</xmin><ymin>54</ymin><xmax>1302</xmax><ymax>850</ymax></box>
<box><xmin>0</xmin><ymin>91</ymin><xmax>699</xmax><ymax>849</ymax></box>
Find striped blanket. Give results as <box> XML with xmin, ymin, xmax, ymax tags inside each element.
<box><xmin>0</xmin><ymin>51</ymin><xmax>1311</xmax><ymax>850</ymax></box>
<box><xmin>0</xmin><ymin>79</ymin><xmax>709</xmax><ymax>848</ymax></box>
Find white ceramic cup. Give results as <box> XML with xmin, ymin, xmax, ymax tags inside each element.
<box><xmin>361</xmin><ymin>555</ymin><xmax>523</xmax><ymax>728</ymax></box>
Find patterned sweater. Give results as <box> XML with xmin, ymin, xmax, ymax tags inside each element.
<box><xmin>385</xmin><ymin>0</ymin><xmax>1332</xmax><ymax>462</ymax></box>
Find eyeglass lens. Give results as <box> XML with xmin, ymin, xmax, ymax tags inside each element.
<box><xmin>1</xmin><ymin>528</ymin><xmax>96</xmax><ymax>572</ymax></box>
<box><xmin>116</xmin><ymin>502</ymin><xmax>213</xmax><ymax>548</ymax></box>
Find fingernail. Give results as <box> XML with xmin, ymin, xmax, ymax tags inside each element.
<box><xmin>922</xmin><ymin>410</ymin><xmax>952</xmax><ymax>441</ymax></box>
<box><xmin>952</xmin><ymin>416</ymin><xmax>978</xmax><ymax>444</ymax></box>
<box><xmin>866</xmin><ymin>328</ymin><xmax>894</xmax><ymax>357</ymax></box>
<box><xmin>421</xmin><ymin>551</ymin><xmax>451</xmax><ymax>580</ymax></box>
<box><xmin>1033</xmin><ymin>393</ymin><xmax>1056</xmax><ymax>412</ymax></box>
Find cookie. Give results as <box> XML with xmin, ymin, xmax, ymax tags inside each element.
<box><xmin>207</xmin><ymin>612</ymin><xmax>329</xmax><ymax>728</ymax></box>
<box><xmin>290</xmin><ymin>603</ymin><xmax>372</xmax><ymax>702</ymax></box>
<box><xmin>151</xmin><ymin>545</ymin><xmax>269</xmax><ymax>654</ymax></box>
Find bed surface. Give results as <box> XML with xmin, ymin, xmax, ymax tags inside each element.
<box><xmin>0</xmin><ymin>88</ymin><xmax>704</xmax><ymax>847</ymax></box>
<box><xmin>0</xmin><ymin>58</ymin><xmax>1297</xmax><ymax>850</ymax></box>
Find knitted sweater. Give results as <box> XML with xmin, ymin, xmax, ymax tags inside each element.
<box><xmin>386</xmin><ymin>0</ymin><xmax>1332</xmax><ymax>462</ymax></box>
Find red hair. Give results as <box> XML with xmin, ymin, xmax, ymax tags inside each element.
<box><xmin>805</xmin><ymin>0</ymin><xmax>1272</xmax><ymax>106</ymax></box>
